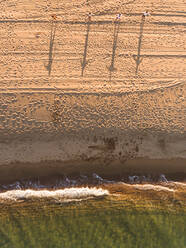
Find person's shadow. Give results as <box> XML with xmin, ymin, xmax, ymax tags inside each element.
<box><xmin>81</xmin><ymin>20</ymin><xmax>91</xmax><ymax>77</ymax></box>
<box><xmin>107</xmin><ymin>20</ymin><xmax>121</xmax><ymax>81</ymax></box>
<box><xmin>45</xmin><ymin>21</ymin><xmax>57</xmax><ymax>76</ymax></box>
<box><xmin>133</xmin><ymin>16</ymin><xmax>145</xmax><ymax>75</ymax></box>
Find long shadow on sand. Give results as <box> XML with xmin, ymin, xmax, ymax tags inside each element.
<box><xmin>107</xmin><ymin>20</ymin><xmax>121</xmax><ymax>81</ymax></box>
<box><xmin>45</xmin><ymin>21</ymin><xmax>57</xmax><ymax>76</ymax></box>
<box><xmin>81</xmin><ymin>21</ymin><xmax>91</xmax><ymax>77</ymax></box>
<box><xmin>133</xmin><ymin>16</ymin><xmax>145</xmax><ymax>75</ymax></box>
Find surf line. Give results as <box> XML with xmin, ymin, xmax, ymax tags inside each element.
<box><xmin>0</xmin><ymin>187</ymin><xmax>109</xmax><ymax>202</ymax></box>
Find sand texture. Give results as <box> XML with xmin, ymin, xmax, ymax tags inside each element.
<box><xmin>0</xmin><ymin>0</ymin><xmax>185</xmax><ymax>178</ymax></box>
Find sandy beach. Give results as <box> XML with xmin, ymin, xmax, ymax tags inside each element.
<box><xmin>0</xmin><ymin>0</ymin><xmax>185</xmax><ymax>181</ymax></box>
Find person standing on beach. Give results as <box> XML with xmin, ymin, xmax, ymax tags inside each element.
<box><xmin>51</xmin><ymin>14</ymin><xmax>57</xmax><ymax>20</ymax></box>
<box><xmin>142</xmin><ymin>10</ymin><xmax>150</xmax><ymax>17</ymax></box>
<box><xmin>88</xmin><ymin>12</ymin><xmax>92</xmax><ymax>22</ymax></box>
<box><xmin>116</xmin><ymin>13</ymin><xmax>122</xmax><ymax>21</ymax></box>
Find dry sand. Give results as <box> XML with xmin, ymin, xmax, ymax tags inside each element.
<box><xmin>0</xmin><ymin>0</ymin><xmax>185</xmax><ymax>181</ymax></box>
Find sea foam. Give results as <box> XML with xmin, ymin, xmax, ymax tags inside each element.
<box><xmin>0</xmin><ymin>187</ymin><xmax>109</xmax><ymax>202</ymax></box>
<box><xmin>121</xmin><ymin>183</ymin><xmax>175</xmax><ymax>192</ymax></box>
<box><xmin>133</xmin><ymin>184</ymin><xmax>175</xmax><ymax>192</ymax></box>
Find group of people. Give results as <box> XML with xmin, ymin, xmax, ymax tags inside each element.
<box><xmin>51</xmin><ymin>11</ymin><xmax>150</xmax><ymax>21</ymax></box>
<box><xmin>113</xmin><ymin>10</ymin><xmax>151</xmax><ymax>21</ymax></box>
<box><xmin>88</xmin><ymin>11</ymin><xmax>150</xmax><ymax>22</ymax></box>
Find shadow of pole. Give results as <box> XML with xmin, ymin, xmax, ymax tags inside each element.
<box><xmin>107</xmin><ymin>20</ymin><xmax>120</xmax><ymax>81</ymax></box>
<box><xmin>45</xmin><ymin>20</ymin><xmax>57</xmax><ymax>76</ymax></box>
<box><xmin>133</xmin><ymin>16</ymin><xmax>145</xmax><ymax>75</ymax></box>
<box><xmin>81</xmin><ymin>21</ymin><xmax>91</xmax><ymax>77</ymax></box>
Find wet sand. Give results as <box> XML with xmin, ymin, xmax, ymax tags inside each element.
<box><xmin>0</xmin><ymin>158</ymin><xmax>185</xmax><ymax>184</ymax></box>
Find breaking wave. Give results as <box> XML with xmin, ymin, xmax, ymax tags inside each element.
<box><xmin>0</xmin><ymin>173</ymin><xmax>185</xmax><ymax>205</ymax></box>
<box><xmin>132</xmin><ymin>184</ymin><xmax>175</xmax><ymax>192</ymax></box>
<box><xmin>0</xmin><ymin>187</ymin><xmax>109</xmax><ymax>202</ymax></box>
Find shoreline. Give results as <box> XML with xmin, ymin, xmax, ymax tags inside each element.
<box><xmin>0</xmin><ymin>158</ymin><xmax>185</xmax><ymax>184</ymax></box>
<box><xmin>0</xmin><ymin>181</ymin><xmax>185</xmax><ymax>213</ymax></box>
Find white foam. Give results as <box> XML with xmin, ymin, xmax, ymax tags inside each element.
<box><xmin>121</xmin><ymin>183</ymin><xmax>175</xmax><ymax>192</ymax></box>
<box><xmin>168</xmin><ymin>182</ymin><xmax>186</xmax><ymax>189</ymax></box>
<box><xmin>0</xmin><ymin>187</ymin><xmax>109</xmax><ymax>202</ymax></box>
<box><xmin>172</xmin><ymin>182</ymin><xmax>186</xmax><ymax>187</ymax></box>
<box><xmin>133</xmin><ymin>184</ymin><xmax>175</xmax><ymax>192</ymax></box>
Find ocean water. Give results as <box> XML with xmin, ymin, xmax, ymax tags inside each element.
<box><xmin>0</xmin><ymin>202</ymin><xmax>185</xmax><ymax>248</ymax></box>
<box><xmin>0</xmin><ymin>178</ymin><xmax>185</xmax><ymax>248</ymax></box>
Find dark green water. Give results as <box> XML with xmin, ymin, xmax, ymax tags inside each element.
<box><xmin>0</xmin><ymin>201</ymin><xmax>185</xmax><ymax>248</ymax></box>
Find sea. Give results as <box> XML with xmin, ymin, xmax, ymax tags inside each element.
<box><xmin>0</xmin><ymin>174</ymin><xmax>185</xmax><ymax>247</ymax></box>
